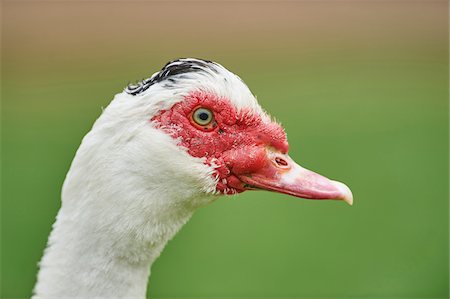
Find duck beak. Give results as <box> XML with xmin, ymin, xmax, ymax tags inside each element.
<box><xmin>237</xmin><ymin>150</ymin><xmax>353</xmax><ymax>205</ymax></box>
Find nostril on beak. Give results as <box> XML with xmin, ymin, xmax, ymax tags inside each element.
<box><xmin>274</xmin><ymin>157</ymin><xmax>289</xmax><ymax>168</ymax></box>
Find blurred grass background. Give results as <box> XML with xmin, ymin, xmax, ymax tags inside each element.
<box><xmin>1</xmin><ymin>1</ymin><xmax>448</xmax><ymax>298</ymax></box>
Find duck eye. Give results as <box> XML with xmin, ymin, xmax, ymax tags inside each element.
<box><xmin>193</xmin><ymin>108</ymin><xmax>213</xmax><ymax>126</ymax></box>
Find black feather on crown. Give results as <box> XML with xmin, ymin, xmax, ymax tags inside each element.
<box><xmin>125</xmin><ymin>58</ymin><xmax>217</xmax><ymax>96</ymax></box>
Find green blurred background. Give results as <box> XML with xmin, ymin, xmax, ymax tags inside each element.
<box><xmin>1</xmin><ymin>1</ymin><xmax>448</xmax><ymax>298</ymax></box>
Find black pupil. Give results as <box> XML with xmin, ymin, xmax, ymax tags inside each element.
<box><xmin>198</xmin><ymin>112</ymin><xmax>209</xmax><ymax>121</ymax></box>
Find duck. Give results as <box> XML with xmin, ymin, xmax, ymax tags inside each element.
<box><xmin>33</xmin><ymin>58</ymin><xmax>353</xmax><ymax>299</ymax></box>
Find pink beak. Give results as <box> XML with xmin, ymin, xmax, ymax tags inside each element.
<box><xmin>235</xmin><ymin>149</ymin><xmax>353</xmax><ymax>205</ymax></box>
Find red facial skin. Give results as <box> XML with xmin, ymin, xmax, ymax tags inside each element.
<box><xmin>151</xmin><ymin>91</ymin><xmax>288</xmax><ymax>194</ymax></box>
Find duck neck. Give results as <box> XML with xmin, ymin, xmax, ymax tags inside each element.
<box><xmin>33</xmin><ymin>112</ymin><xmax>217</xmax><ymax>298</ymax></box>
<box><xmin>33</xmin><ymin>196</ymin><xmax>194</xmax><ymax>299</ymax></box>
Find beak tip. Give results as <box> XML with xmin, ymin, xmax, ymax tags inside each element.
<box><xmin>332</xmin><ymin>181</ymin><xmax>354</xmax><ymax>206</ymax></box>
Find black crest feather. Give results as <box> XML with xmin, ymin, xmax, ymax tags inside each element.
<box><xmin>125</xmin><ymin>58</ymin><xmax>217</xmax><ymax>96</ymax></box>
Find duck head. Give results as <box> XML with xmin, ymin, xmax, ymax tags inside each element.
<box><xmin>122</xmin><ymin>58</ymin><xmax>352</xmax><ymax>206</ymax></box>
